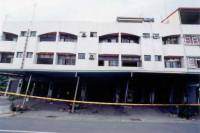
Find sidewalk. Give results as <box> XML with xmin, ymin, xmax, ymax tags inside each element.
<box><xmin>11</xmin><ymin>99</ymin><xmax>199</xmax><ymax>123</ymax></box>
<box><xmin>0</xmin><ymin>96</ymin><xmax>13</xmax><ymax>117</ymax></box>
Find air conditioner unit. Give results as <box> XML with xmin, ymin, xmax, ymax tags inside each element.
<box><xmin>89</xmin><ymin>54</ymin><xmax>95</xmax><ymax>60</ymax></box>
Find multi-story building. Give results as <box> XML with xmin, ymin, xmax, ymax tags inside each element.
<box><xmin>0</xmin><ymin>8</ymin><xmax>200</xmax><ymax>104</ymax></box>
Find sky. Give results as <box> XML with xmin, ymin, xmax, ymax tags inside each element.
<box><xmin>0</xmin><ymin>0</ymin><xmax>200</xmax><ymax>27</ymax></box>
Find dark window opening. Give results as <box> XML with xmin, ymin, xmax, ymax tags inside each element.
<box><xmin>98</xmin><ymin>54</ymin><xmax>119</xmax><ymax>66</ymax></box>
<box><xmin>37</xmin><ymin>53</ymin><xmax>54</xmax><ymax>64</ymax></box>
<box><xmin>121</xmin><ymin>55</ymin><xmax>141</xmax><ymax>67</ymax></box>
<box><xmin>16</xmin><ymin>52</ymin><xmax>23</xmax><ymax>58</ymax></box>
<box><xmin>0</xmin><ymin>52</ymin><xmax>14</xmax><ymax>63</ymax></box>
<box><xmin>143</xmin><ymin>33</ymin><xmax>150</xmax><ymax>38</ymax></box>
<box><xmin>39</xmin><ymin>32</ymin><xmax>56</xmax><ymax>42</ymax></box>
<box><xmin>180</xmin><ymin>9</ymin><xmax>200</xmax><ymax>24</ymax></box>
<box><xmin>26</xmin><ymin>52</ymin><xmax>33</xmax><ymax>58</ymax></box>
<box><xmin>59</xmin><ymin>32</ymin><xmax>77</xmax><ymax>42</ymax></box>
<box><xmin>20</xmin><ymin>31</ymin><xmax>27</xmax><ymax>37</ymax></box>
<box><xmin>57</xmin><ymin>53</ymin><xmax>76</xmax><ymax>65</ymax></box>
<box><xmin>144</xmin><ymin>55</ymin><xmax>151</xmax><ymax>61</ymax></box>
<box><xmin>121</xmin><ymin>33</ymin><xmax>140</xmax><ymax>44</ymax></box>
<box><xmin>78</xmin><ymin>53</ymin><xmax>85</xmax><ymax>59</ymax></box>
<box><xmin>2</xmin><ymin>32</ymin><xmax>18</xmax><ymax>41</ymax></box>
<box><xmin>155</xmin><ymin>55</ymin><xmax>162</xmax><ymax>61</ymax></box>
<box><xmin>90</xmin><ymin>32</ymin><xmax>97</xmax><ymax>37</ymax></box>
<box><xmin>30</xmin><ymin>31</ymin><xmax>37</xmax><ymax>37</ymax></box>
<box><xmin>99</xmin><ymin>33</ymin><xmax>119</xmax><ymax>43</ymax></box>
<box><xmin>162</xmin><ymin>35</ymin><xmax>180</xmax><ymax>44</ymax></box>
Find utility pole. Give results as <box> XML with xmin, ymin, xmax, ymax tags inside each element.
<box><xmin>22</xmin><ymin>74</ymin><xmax>32</xmax><ymax>108</ymax></box>
<box><xmin>20</xmin><ymin>1</ymin><xmax>37</xmax><ymax>69</ymax></box>
<box><xmin>71</xmin><ymin>73</ymin><xmax>80</xmax><ymax>113</ymax></box>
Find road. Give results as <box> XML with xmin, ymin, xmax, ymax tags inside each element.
<box><xmin>0</xmin><ymin>117</ymin><xmax>199</xmax><ymax>133</ymax></box>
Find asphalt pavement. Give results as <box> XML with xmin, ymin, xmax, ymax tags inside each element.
<box><xmin>0</xmin><ymin>117</ymin><xmax>199</xmax><ymax>133</ymax></box>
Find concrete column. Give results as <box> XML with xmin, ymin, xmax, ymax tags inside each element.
<box><xmin>16</xmin><ymin>79</ymin><xmax>23</xmax><ymax>94</ymax></box>
<box><xmin>124</xmin><ymin>80</ymin><xmax>129</xmax><ymax>103</ymax></box>
<box><xmin>118</xmin><ymin>32</ymin><xmax>121</xmax><ymax>43</ymax></box>
<box><xmin>47</xmin><ymin>82</ymin><xmax>53</xmax><ymax>98</ymax></box>
<box><xmin>53</xmin><ymin>53</ymin><xmax>57</xmax><ymax>65</ymax></box>
<box><xmin>4</xmin><ymin>78</ymin><xmax>11</xmax><ymax>96</ymax></box>
<box><xmin>31</xmin><ymin>82</ymin><xmax>35</xmax><ymax>96</ymax></box>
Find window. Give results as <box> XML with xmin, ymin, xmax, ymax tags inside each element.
<box><xmin>121</xmin><ymin>33</ymin><xmax>140</xmax><ymax>44</ymax></box>
<box><xmin>187</xmin><ymin>57</ymin><xmax>200</xmax><ymax>69</ymax></box>
<box><xmin>152</xmin><ymin>33</ymin><xmax>160</xmax><ymax>39</ymax></box>
<box><xmin>184</xmin><ymin>35</ymin><xmax>200</xmax><ymax>45</ymax></box>
<box><xmin>99</xmin><ymin>33</ymin><xmax>119</xmax><ymax>43</ymax></box>
<box><xmin>164</xmin><ymin>56</ymin><xmax>183</xmax><ymax>68</ymax></box>
<box><xmin>57</xmin><ymin>54</ymin><xmax>76</xmax><ymax>65</ymax></box>
<box><xmin>0</xmin><ymin>52</ymin><xmax>14</xmax><ymax>63</ymax></box>
<box><xmin>162</xmin><ymin>35</ymin><xmax>180</xmax><ymax>44</ymax></box>
<box><xmin>59</xmin><ymin>32</ymin><xmax>77</xmax><ymax>42</ymax></box>
<box><xmin>37</xmin><ymin>53</ymin><xmax>54</xmax><ymax>64</ymax></box>
<box><xmin>80</xmin><ymin>32</ymin><xmax>87</xmax><ymax>38</ymax></box>
<box><xmin>155</xmin><ymin>55</ymin><xmax>162</xmax><ymax>61</ymax></box>
<box><xmin>98</xmin><ymin>54</ymin><xmax>119</xmax><ymax>66</ymax></box>
<box><xmin>143</xmin><ymin>33</ymin><xmax>150</xmax><ymax>38</ymax></box>
<box><xmin>78</xmin><ymin>53</ymin><xmax>85</xmax><ymax>59</ymax></box>
<box><xmin>2</xmin><ymin>32</ymin><xmax>18</xmax><ymax>41</ymax></box>
<box><xmin>16</xmin><ymin>52</ymin><xmax>23</xmax><ymax>58</ymax></box>
<box><xmin>30</xmin><ymin>31</ymin><xmax>36</xmax><ymax>37</ymax></box>
<box><xmin>20</xmin><ymin>31</ymin><xmax>27</xmax><ymax>37</ymax></box>
<box><xmin>90</xmin><ymin>32</ymin><xmax>97</xmax><ymax>37</ymax></box>
<box><xmin>121</xmin><ymin>55</ymin><xmax>141</xmax><ymax>67</ymax></box>
<box><xmin>39</xmin><ymin>32</ymin><xmax>57</xmax><ymax>42</ymax></box>
<box><xmin>26</xmin><ymin>52</ymin><xmax>33</xmax><ymax>58</ymax></box>
<box><xmin>89</xmin><ymin>53</ymin><xmax>96</xmax><ymax>60</ymax></box>
<box><xmin>144</xmin><ymin>55</ymin><xmax>151</xmax><ymax>61</ymax></box>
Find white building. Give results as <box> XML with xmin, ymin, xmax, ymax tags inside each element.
<box><xmin>0</xmin><ymin>8</ymin><xmax>200</xmax><ymax>104</ymax></box>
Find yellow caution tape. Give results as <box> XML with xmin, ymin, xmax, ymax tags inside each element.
<box><xmin>1</xmin><ymin>91</ymin><xmax>200</xmax><ymax>106</ymax></box>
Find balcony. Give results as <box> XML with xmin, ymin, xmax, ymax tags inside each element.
<box><xmin>187</xmin><ymin>57</ymin><xmax>200</xmax><ymax>69</ymax></box>
<box><xmin>121</xmin><ymin>33</ymin><xmax>140</xmax><ymax>44</ymax></box>
<box><xmin>38</xmin><ymin>32</ymin><xmax>56</xmax><ymax>42</ymax></box>
<box><xmin>1</xmin><ymin>32</ymin><xmax>18</xmax><ymax>42</ymax></box>
<box><xmin>59</xmin><ymin>32</ymin><xmax>77</xmax><ymax>43</ymax></box>
<box><xmin>99</xmin><ymin>33</ymin><xmax>119</xmax><ymax>43</ymax></box>
<box><xmin>162</xmin><ymin>35</ymin><xmax>180</xmax><ymax>45</ymax></box>
<box><xmin>57</xmin><ymin>53</ymin><xmax>76</xmax><ymax>65</ymax></box>
<box><xmin>164</xmin><ymin>56</ymin><xmax>183</xmax><ymax>68</ymax></box>
<box><xmin>98</xmin><ymin>54</ymin><xmax>119</xmax><ymax>67</ymax></box>
<box><xmin>0</xmin><ymin>52</ymin><xmax>14</xmax><ymax>64</ymax></box>
<box><xmin>121</xmin><ymin>55</ymin><xmax>141</xmax><ymax>67</ymax></box>
<box><xmin>36</xmin><ymin>53</ymin><xmax>54</xmax><ymax>65</ymax></box>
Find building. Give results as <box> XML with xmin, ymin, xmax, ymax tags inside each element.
<box><xmin>0</xmin><ymin>8</ymin><xmax>200</xmax><ymax>104</ymax></box>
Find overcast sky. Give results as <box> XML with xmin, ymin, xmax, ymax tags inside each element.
<box><xmin>0</xmin><ymin>0</ymin><xmax>200</xmax><ymax>27</ymax></box>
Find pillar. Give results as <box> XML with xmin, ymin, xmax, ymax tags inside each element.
<box><xmin>16</xmin><ymin>79</ymin><xmax>23</xmax><ymax>94</ymax></box>
<box><xmin>47</xmin><ymin>82</ymin><xmax>53</xmax><ymax>98</ymax></box>
<box><xmin>4</xmin><ymin>78</ymin><xmax>11</xmax><ymax>96</ymax></box>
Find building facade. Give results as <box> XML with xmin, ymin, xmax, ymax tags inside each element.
<box><xmin>0</xmin><ymin>8</ymin><xmax>200</xmax><ymax>104</ymax></box>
